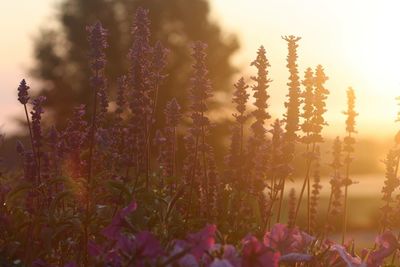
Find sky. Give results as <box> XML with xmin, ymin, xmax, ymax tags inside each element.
<box><xmin>1</xmin><ymin>0</ymin><xmax>400</xmax><ymax>139</ymax></box>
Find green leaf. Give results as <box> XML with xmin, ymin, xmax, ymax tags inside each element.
<box><xmin>49</xmin><ymin>190</ymin><xmax>74</xmax><ymax>214</ymax></box>
<box><xmin>106</xmin><ymin>180</ymin><xmax>131</xmax><ymax>198</ymax></box>
<box><xmin>6</xmin><ymin>183</ymin><xmax>33</xmax><ymax>203</ymax></box>
<box><xmin>250</xmin><ymin>197</ymin><xmax>262</xmax><ymax>226</ymax></box>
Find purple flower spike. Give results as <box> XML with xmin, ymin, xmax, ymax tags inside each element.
<box><xmin>86</xmin><ymin>21</ymin><xmax>108</xmax><ymax>72</ymax></box>
<box><xmin>31</xmin><ymin>96</ymin><xmax>46</xmax><ymax>149</ymax></box>
<box><xmin>17</xmin><ymin>79</ymin><xmax>30</xmax><ymax>105</ymax></box>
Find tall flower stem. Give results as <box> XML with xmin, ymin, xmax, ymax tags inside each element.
<box><xmin>321</xmin><ymin>137</ymin><xmax>343</xmax><ymax>243</ymax></box>
<box><xmin>296</xmin><ymin>65</ymin><xmax>329</xmax><ymax>231</ymax></box>
<box><xmin>85</xmin><ymin>21</ymin><xmax>108</xmax><ymax>267</ymax></box>
<box><xmin>276</xmin><ymin>178</ymin><xmax>285</xmax><ymax>223</ymax></box>
<box><xmin>341</xmin><ymin>87</ymin><xmax>357</xmax><ymax>245</ymax></box>
<box><xmin>277</xmin><ymin>36</ymin><xmax>302</xmax><ymax>222</ymax></box>
<box><xmin>185</xmin><ymin>137</ymin><xmax>199</xmax><ymax>225</ymax></box>
<box><xmin>184</xmin><ymin>41</ymin><xmax>214</xmax><ymax>223</ymax></box>
<box><xmin>84</xmin><ymin>70</ymin><xmax>98</xmax><ymax>267</ymax></box>
<box><xmin>342</xmin><ymin>132</ymin><xmax>351</xmax><ymax>245</ymax></box>
<box><xmin>388</xmin><ymin>150</ymin><xmax>400</xmax><ymax>263</ymax></box>
<box><xmin>293</xmin><ymin>143</ymin><xmax>316</xmax><ymax>229</ymax></box>
<box><xmin>201</xmin><ymin>123</ymin><xmax>209</xmax><ymax>216</ymax></box>
<box><xmin>17</xmin><ymin>80</ymin><xmax>39</xmax><ymax>181</ymax></box>
<box><xmin>23</xmin><ymin>104</ymin><xmax>38</xmax><ymax>179</ymax></box>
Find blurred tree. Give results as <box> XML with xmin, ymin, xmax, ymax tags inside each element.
<box><xmin>31</xmin><ymin>0</ymin><xmax>239</xmax><ymax>128</ymax></box>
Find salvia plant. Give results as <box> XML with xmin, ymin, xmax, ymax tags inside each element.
<box><xmin>1</xmin><ymin>7</ymin><xmax>400</xmax><ymax>267</ymax></box>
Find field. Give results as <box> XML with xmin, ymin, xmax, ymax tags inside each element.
<box><xmin>2</xmin><ymin>4</ymin><xmax>400</xmax><ymax>267</ymax></box>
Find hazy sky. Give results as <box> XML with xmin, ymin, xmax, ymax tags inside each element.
<box><xmin>1</xmin><ymin>0</ymin><xmax>400</xmax><ymax>139</ymax></box>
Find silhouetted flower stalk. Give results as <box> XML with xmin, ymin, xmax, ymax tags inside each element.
<box><xmin>85</xmin><ymin>20</ymin><xmax>108</xmax><ymax>267</ymax></box>
<box><xmin>148</xmin><ymin>41</ymin><xmax>169</xmax><ymax>123</ymax></box>
<box><xmin>381</xmin><ymin>150</ymin><xmax>399</xmax><ymax>233</ymax></box>
<box><xmin>128</xmin><ymin>7</ymin><xmax>153</xmax><ymax>187</ymax></box>
<box><xmin>311</xmin><ymin>65</ymin><xmax>329</xmax><ymax>141</ymax></box>
<box><xmin>63</xmin><ymin>105</ymin><xmax>89</xmax><ymax>179</ymax></box>
<box><xmin>87</xmin><ymin>21</ymin><xmax>108</xmax><ymax>181</ymax></box>
<box><xmin>30</xmin><ymin>96</ymin><xmax>46</xmax><ymax>185</ymax></box>
<box><xmin>392</xmin><ymin>97</ymin><xmax>400</xmax><ymax>181</ymax></box>
<box><xmin>248</xmin><ymin>46</ymin><xmax>272</xmax><ymax>224</ymax></box>
<box><xmin>184</xmin><ymin>42</ymin><xmax>214</xmax><ymax>221</ymax></box>
<box><xmin>390</xmin><ymin>97</ymin><xmax>400</xmax><ymax>263</ymax></box>
<box><xmin>225</xmin><ymin>126</ymin><xmax>241</xmax><ymax>185</ymax></box>
<box><xmin>249</xmin><ymin>46</ymin><xmax>271</xmax><ymax>159</ymax></box>
<box><xmin>145</xmin><ymin>41</ymin><xmax>169</xmax><ymax>184</ymax></box>
<box><xmin>277</xmin><ymin>35</ymin><xmax>301</xmax><ymax>223</ymax></box>
<box><xmin>325</xmin><ymin>137</ymin><xmax>343</xmax><ymax>237</ymax></box>
<box><xmin>342</xmin><ymin>87</ymin><xmax>358</xmax><ymax>245</ymax></box>
<box><xmin>288</xmin><ymin>188</ymin><xmax>297</xmax><ymax>229</ymax></box>
<box><xmin>265</xmin><ymin>119</ymin><xmax>284</xmax><ymax>230</ymax></box>
<box><xmin>115</xmin><ymin>75</ymin><xmax>127</xmax><ymax>120</ymax></box>
<box><xmin>158</xmin><ymin>98</ymin><xmax>181</xmax><ymax>190</ymax></box>
<box><xmin>207</xmin><ymin>148</ymin><xmax>219</xmax><ymax>221</ymax></box>
<box><xmin>231</xmin><ymin>77</ymin><xmax>250</xmax><ymax>185</ymax></box>
<box><xmin>294</xmin><ymin>67</ymin><xmax>315</xmax><ymax>231</ymax></box>
<box><xmin>110</xmin><ymin>75</ymin><xmax>129</xmax><ymax>175</ymax></box>
<box><xmin>294</xmin><ymin>65</ymin><xmax>329</xmax><ymax>231</ymax></box>
<box><xmin>17</xmin><ymin>79</ymin><xmax>38</xmax><ymax>173</ymax></box>
<box><xmin>97</xmin><ymin>86</ymin><xmax>109</xmax><ymax>125</ymax></box>
<box><xmin>226</xmin><ymin>77</ymin><xmax>250</xmax><ymax>229</ymax></box>
<box><xmin>310</xmin><ymin>146</ymin><xmax>322</xmax><ymax>235</ymax></box>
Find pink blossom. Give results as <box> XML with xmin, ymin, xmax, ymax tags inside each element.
<box><xmin>210</xmin><ymin>259</ymin><xmax>234</xmax><ymax>267</ymax></box>
<box><xmin>169</xmin><ymin>243</ymin><xmax>199</xmax><ymax>267</ymax></box>
<box><xmin>264</xmin><ymin>223</ymin><xmax>313</xmax><ymax>254</ymax></box>
<box><xmin>88</xmin><ymin>239</ymin><xmax>104</xmax><ymax>257</ymax></box>
<box><xmin>102</xmin><ymin>199</ymin><xmax>137</xmax><ymax>240</ymax></box>
<box><xmin>135</xmin><ymin>231</ymin><xmax>164</xmax><ymax>258</ymax></box>
<box><xmin>279</xmin><ymin>253</ymin><xmax>313</xmax><ymax>263</ymax></box>
<box><xmin>241</xmin><ymin>235</ymin><xmax>280</xmax><ymax>267</ymax></box>
<box><xmin>363</xmin><ymin>231</ymin><xmax>399</xmax><ymax>267</ymax></box>
<box><xmin>185</xmin><ymin>224</ymin><xmax>217</xmax><ymax>260</ymax></box>
<box><xmin>222</xmin><ymin>245</ymin><xmax>241</xmax><ymax>267</ymax></box>
<box><xmin>330</xmin><ymin>244</ymin><xmax>364</xmax><ymax>267</ymax></box>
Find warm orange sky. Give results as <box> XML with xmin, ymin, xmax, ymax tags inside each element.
<box><xmin>1</xmin><ymin>0</ymin><xmax>400</xmax><ymax>139</ymax></box>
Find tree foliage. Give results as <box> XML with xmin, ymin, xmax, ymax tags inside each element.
<box><xmin>31</xmin><ymin>0</ymin><xmax>239</xmax><ymax>127</ymax></box>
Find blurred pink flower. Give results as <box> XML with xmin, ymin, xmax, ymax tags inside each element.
<box><xmin>185</xmin><ymin>224</ymin><xmax>217</xmax><ymax>260</ymax></box>
<box><xmin>222</xmin><ymin>245</ymin><xmax>241</xmax><ymax>267</ymax></box>
<box><xmin>264</xmin><ymin>223</ymin><xmax>313</xmax><ymax>254</ymax></box>
<box><xmin>210</xmin><ymin>259</ymin><xmax>234</xmax><ymax>267</ymax></box>
<box><xmin>102</xmin><ymin>199</ymin><xmax>137</xmax><ymax>240</ymax></box>
<box><xmin>330</xmin><ymin>244</ymin><xmax>364</xmax><ymax>267</ymax></box>
<box><xmin>363</xmin><ymin>231</ymin><xmax>399</xmax><ymax>267</ymax></box>
<box><xmin>135</xmin><ymin>231</ymin><xmax>164</xmax><ymax>258</ymax></box>
<box><xmin>241</xmin><ymin>235</ymin><xmax>280</xmax><ymax>267</ymax></box>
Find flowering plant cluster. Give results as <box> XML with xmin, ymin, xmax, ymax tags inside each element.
<box><xmin>24</xmin><ymin>200</ymin><xmax>400</xmax><ymax>267</ymax></box>
<box><xmin>2</xmin><ymin>6</ymin><xmax>400</xmax><ymax>267</ymax></box>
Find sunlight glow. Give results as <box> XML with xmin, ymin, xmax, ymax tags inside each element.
<box><xmin>2</xmin><ymin>0</ymin><xmax>400</xmax><ymax>137</ymax></box>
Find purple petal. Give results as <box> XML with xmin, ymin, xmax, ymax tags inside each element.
<box><xmin>136</xmin><ymin>231</ymin><xmax>164</xmax><ymax>257</ymax></box>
